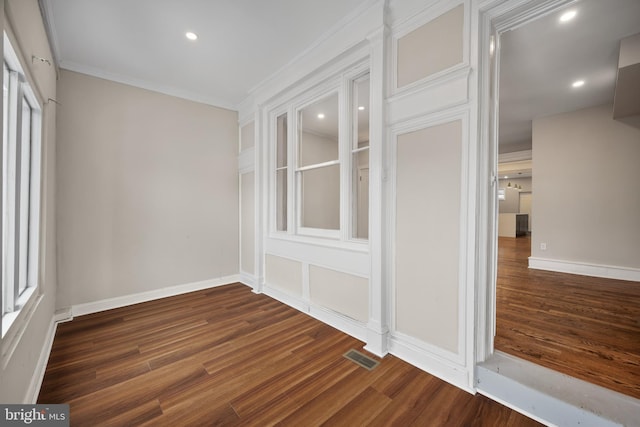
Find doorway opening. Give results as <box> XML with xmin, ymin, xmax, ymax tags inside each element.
<box><xmin>483</xmin><ymin>0</ymin><xmax>640</xmax><ymax>404</ymax></box>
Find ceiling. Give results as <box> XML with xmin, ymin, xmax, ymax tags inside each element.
<box><xmin>41</xmin><ymin>0</ymin><xmax>371</xmax><ymax>109</ymax></box>
<box><xmin>498</xmin><ymin>0</ymin><xmax>640</xmax><ymax>150</ymax></box>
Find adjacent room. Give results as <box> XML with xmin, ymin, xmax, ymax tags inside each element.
<box><xmin>494</xmin><ymin>0</ymin><xmax>640</xmax><ymax>400</ymax></box>
<box><xmin>0</xmin><ymin>0</ymin><xmax>638</xmax><ymax>425</ymax></box>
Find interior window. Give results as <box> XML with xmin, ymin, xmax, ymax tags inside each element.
<box><xmin>352</xmin><ymin>74</ymin><xmax>370</xmax><ymax>239</ymax></box>
<box><xmin>298</xmin><ymin>93</ymin><xmax>340</xmax><ymax>231</ymax></box>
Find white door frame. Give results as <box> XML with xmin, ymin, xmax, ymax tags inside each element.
<box><xmin>475</xmin><ymin>0</ymin><xmax>576</xmax><ymax>364</ymax></box>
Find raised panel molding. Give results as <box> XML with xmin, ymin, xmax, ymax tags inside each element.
<box><xmin>387</xmin><ymin>66</ymin><xmax>470</xmax><ymax>124</ymax></box>
<box><xmin>389</xmin><ymin>107</ymin><xmax>474</xmax><ymax>391</ymax></box>
<box><xmin>390</xmin><ymin>0</ymin><xmax>470</xmax><ymax>94</ymax></box>
<box><xmin>265</xmin><ymin>238</ymin><xmax>369</xmax><ymax>278</ymax></box>
<box><xmin>262</xmin><ymin>284</ymin><xmax>368</xmax><ymax>343</ymax></box>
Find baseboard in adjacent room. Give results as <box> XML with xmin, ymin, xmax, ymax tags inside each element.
<box><xmin>528</xmin><ymin>257</ymin><xmax>640</xmax><ymax>282</ymax></box>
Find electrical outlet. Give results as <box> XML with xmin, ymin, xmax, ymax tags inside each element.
<box><xmin>540</xmin><ymin>243</ymin><xmax>547</xmax><ymax>251</ymax></box>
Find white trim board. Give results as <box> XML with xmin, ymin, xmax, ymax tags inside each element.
<box><xmin>262</xmin><ymin>285</ymin><xmax>369</xmax><ymax>344</ymax></box>
<box><xmin>69</xmin><ymin>275</ymin><xmax>242</xmax><ymax>318</ymax></box>
<box><xmin>528</xmin><ymin>257</ymin><xmax>640</xmax><ymax>282</ymax></box>
<box><xmin>476</xmin><ymin>351</ymin><xmax>640</xmax><ymax>427</ymax></box>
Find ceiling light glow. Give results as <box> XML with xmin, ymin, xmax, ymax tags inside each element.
<box><xmin>559</xmin><ymin>10</ymin><xmax>577</xmax><ymax>22</ymax></box>
<box><xmin>358</xmin><ymin>106</ymin><xmax>365</xmax><ymax>111</ymax></box>
<box><xmin>317</xmin><ymin>113</ymin><xmax>325</xmax><ymax>119</ymax></box>
<box><xmin>572</xmin><ymin>79</ymin><xmax>585</xmax><ymax>88</ymax></box>
<box><xmin>185</xmin><ymin>32</ymin><xmax>198</xmax><ymax>41</ymax></box>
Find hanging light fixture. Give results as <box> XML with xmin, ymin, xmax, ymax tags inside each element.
<box><xmin>507</xmin><ymin>182</ymin><xmax>512</xmax><ymax>188</ymax></box>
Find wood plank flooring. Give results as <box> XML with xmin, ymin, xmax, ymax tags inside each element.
<box><xmin>495</xmin><ymin>236</ymin><xmax>640</xmax><ymax>399</ymax></box>
<box><xmin>39</xmin><ymin>283</ymin><xmax>540</xmax><ymax>426</ymax></box>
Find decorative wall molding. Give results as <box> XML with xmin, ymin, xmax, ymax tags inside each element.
<box><xmin>387</xmin><ymin>106</ymin><xmax>474</xmax><ymax>390</ymax></box>
<box><xmin>265</xmin><ymin>239</ymin><xmax>369</xmax><ymax>278</ymax></box>
<box><xmin>388</xmin><ymin>333</ymin><xmax>473</xmax><ymax>394</ymax></box>
<box><xmin>262</xmin><ymin>285</ymin><xmax>368</xmax><ymax>343</ymax></box>
<box><xmin>70</xmin><ymin>275</ymin><xmax>242</xmax><ymax>317</ymax></box>
<box><xmin>238</xmin><ymin>147</ymin><xmax>255</xmax><ymax>174</ymax></box>
<box><xmin>528</xmin><ymin>257</ymin><xmax>640</xmax><ymax>282</ymax></box>
<box><xmin>389</xmin><ymin>0</ymin><xmax>471</xmax><ymax>95</ymax></box>
<box><xmin>387</xmin><ymin>66</ymin><xmax>470</xmax><ymax>125</ymax></box>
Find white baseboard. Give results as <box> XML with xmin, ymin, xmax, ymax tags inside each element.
<box><xmin>476</xmin><ymin>351</ymin><xmax>639</xmax><ymax>427</ymax></box>
<box><xmin>308</xmin><ymin>304</ymin><xmax>368</xmax><ymax>343</ymax></box>
<box><xmin>262</xmin><ymin>285</ymin><xmax>309</xmax><ymax>313</ymax></box>
<box><xmin>388</xmin><ymin>334</ymin><xmax>474</xmax><ymax>394</ymax></box>
<box><xmin>25</xmin><ymin>317</ymin><xmax>58</xmax><ymax>403</ymax></box>
<box><xmin>70</xmin><ymin>275</ymin><xmax>241</xmax><ymax>317</ymax></box>
<box><xmin>239</xmin><ymin>271</ymin><xmax>257</xmax><ymax>290</ymax></box>
<box><xmin>528</xmin><ymin>257</ymin><xmax>640</xmax><ymax>282</ymax></box>
<box><xmin>262</xmin><ymin>285</ymin><xmax>368</xmax><ymax>344</ymax></box>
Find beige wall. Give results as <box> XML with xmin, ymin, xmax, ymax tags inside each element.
<box><xmin>265</xmin><ymin>254</ymin><xmax>302</xmax><ymax>297</ymax></box>
<box><xmin>532</xmin><ymin>104</ymin><xmax>640</xmax><ymax>268</ymax></box>
<box><xmin>309</xmin><ymin>266</ymin><xmax>368</xmax><ymax>322</ymax></box>
<box><xmin>395</xmin><ymin>120</ymin><xmax>462</xmax><ymax>354</ymax></box>
<box><xmin>56</xmin><ymin>70</ymin><xmax>239</xmax><ymax>308</ymax></box>
<box><xmin>397</xmin><ymin>4</ymin><xmax>464</xmax><ymax>88</ymax></box>
<box><xmin>240</xmin><ymin>172</ymin><xmax>254</xmax><ymax>275</ymax></box>
<box><xmin>0</xmin><ymin>0</ymin><xmax>58</xmax><ymax>403</ymax></box>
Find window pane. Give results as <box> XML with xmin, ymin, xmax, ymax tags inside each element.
<box><xmin>352</xmin><ymin>74</ymin><xmax>370</xmax><ymax>239</ymax></box>
<box><xmin>352</xmin><ymin>150</ymin><xmax>369</xmax><ymax>239</ymax></box>
<box><xmin>301</xmin><ymin>164</ymin><xmax>339</xmax><ymax>230</ymax></box>
<box><xmin>276</xmin><ymin>169</ymin><xmax>287</xmax><ymax>231</ymax></box>
<box><xmin>355</xmin><ymin>76</ymin><xmax>370</xmax><ymax>149</ymax></box>
<box><xmin>2</xmin><ymin>64</ymin><xmax>8</xmax><ymax>313</ymax></box>
<box><xmin>276</xmin><ymin>114</ymin><xmax>287</xmax><ymax>168</ymax></box>
<box><xmin>299</xmin><ymin>93</ymin><xmax>339</xmax><ymax>167</ymax></box>
<box><xmin>17</xmin><ymin>98</ymin><xmax>31</xmax><ymax>295</ymax></box>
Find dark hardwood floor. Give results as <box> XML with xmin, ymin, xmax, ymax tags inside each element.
<box><xmin>39</xmin><ymin>283</ymin><xmax>540</xmax><ymax>426</ymax></box>
<box><xmin>495</xmin><ymin>236</ymin><xmax>640</xmax><ymax>400</ymax></box>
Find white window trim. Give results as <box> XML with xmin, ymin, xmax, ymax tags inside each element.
<box><xmin>267</xmin><ymin>59</ymin><xmax>370</xmax><ymax>247</ymax></box>
<box><xmin>1</xmin><ymin>32</ymin><xmax>43</xmax><ymax>342</ymax></box>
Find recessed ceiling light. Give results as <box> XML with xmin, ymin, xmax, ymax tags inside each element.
<box><xmin>358</xmin><ymin>106</ymin><xmax>365</xmax><ymax>111</ymax></box>
<box><xmin>572</xmin><ymin>79</ymin><xmax>585</xmax><ymax>88</ymax></box>
<box><xmin>317</xmin><ymin>113</ymin><xmax>325</xmax><ymax>119</ymax></box>
<box><xmin>504</xmin><ymin>176</ymin><xmax>509</xmax><ymax>179</ymax></box>
<box><xmin>559</xmin><ymin>10</ymin><xmax>577</xmax><ymax>23</ymax></box>
<box><xmin>185</xmin><ymin>32</ymin><xmax>198</xmax><ymax>41</ymax></box>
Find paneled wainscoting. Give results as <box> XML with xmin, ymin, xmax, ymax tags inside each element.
<box><xmin>39</xmin><ymin>283</ymin><xmax>539</xmax><ymax>426</ymax></box>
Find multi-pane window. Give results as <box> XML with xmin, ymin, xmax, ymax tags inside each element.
<box><xmin>2</xmin><ymin>36</ymin><xmax>42</xmax><ymax>336</ymax></box>
<box><xmin>272</xmin><ymin>67</ymin><xmax>370</xmax><ymax>242</ymax></box>
<box><xmin>298</xmin><ymin>92</ymin><xmax>340</xmax><ymax>232</ymax></box>
<box><xmin>352</xmin><ymin>74</ymin><xmax>370</xmax><ymax>239</ymax></box>
<box><xmin>275</xmin><ymin>113</ymin><xmax>288</xmax><ymax>231</ymax></box>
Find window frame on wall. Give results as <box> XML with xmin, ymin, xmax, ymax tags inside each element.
<box><xmin>1</xmin><ymin>33</ymin><xmax>43</xmax><ymax>338</ymax></box>
<box><xmin>268</xmin><ymin>59</ymin><xmax>370</xmax><ymax>245</ymax></box>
